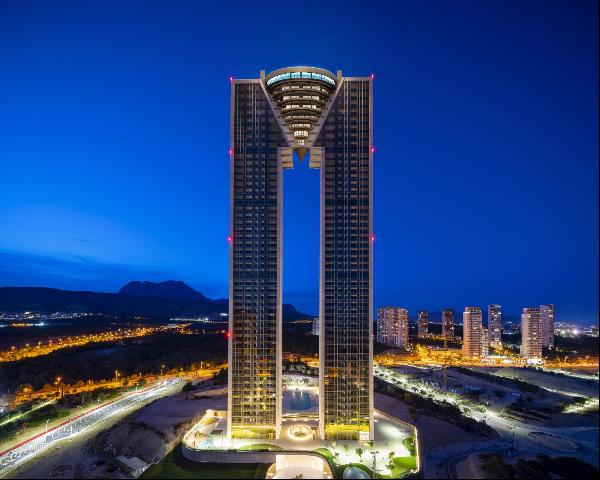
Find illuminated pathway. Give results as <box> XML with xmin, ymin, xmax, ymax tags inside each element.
<box><xmin>374</xmin><ymin>366</ymin><xmax>599</xmax><ymax>475</ymax></box>
<box><xmin>0</xmin><ymin>379</ymin><xmax>182</xmax><ymax>478</ymax></box>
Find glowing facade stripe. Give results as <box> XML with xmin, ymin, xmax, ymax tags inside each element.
<box><xmin>266</xmin><ymin>71</ymin><xmax>336</xmax><ymax>87</ymax></box>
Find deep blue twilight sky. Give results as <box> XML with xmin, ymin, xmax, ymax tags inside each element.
<box><xmin>0</xmin><ymin>0</ymin><xmax>598</xmax><ymax>324</ymax></box>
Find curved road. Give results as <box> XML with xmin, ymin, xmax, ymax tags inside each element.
<box><xmin>0</xmin><ymin>378</ymin><xmax>182</xmax><ymax>478</ymax></box>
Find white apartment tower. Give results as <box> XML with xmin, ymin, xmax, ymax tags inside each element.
<box><xmin>377</xmin><ymin>307</ymin><xmax>409</xmax><ymax>348</ymax></box>
<box><xmin>462</xmin><ymin>307</ymin><xmax>483</xmax><ymax>359</ymax></box>
<box><xmin>540</xmin><ymin>304</ymin><xmax>554</xmax><ymax>348</ymax></box>
<box><xmin>521</xmin><ymin>307</ymin><xmax>542</xmax><ymax>359</ymax></box>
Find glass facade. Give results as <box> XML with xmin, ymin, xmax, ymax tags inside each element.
<box><xmin>228</xmin><ymin>81</ymin><xmax>285</xmax><ymax>439</ymax></box>
<box><xmin>316</xmin><ymin>79</ymin><xmax>373</xmax><ymax>441</ymax></box>
<box><xmin>228</xmin><ymin>68</ymin><xmax>373</xmax><ymax>442</ymax></box>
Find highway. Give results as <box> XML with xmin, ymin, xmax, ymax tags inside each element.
<box><xmin>0</xmin><ymin>378</ymin><xmax>182</xmax><ymax>478</ymax></box>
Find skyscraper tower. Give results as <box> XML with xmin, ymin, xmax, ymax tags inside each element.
<box><xmin>488</xmin><ymin>304</ymin><xmax>502</xmax><ymax>347</ymax></box>
<box><xmin>521</xmin><ymin>307</ymin><xmax>542</xmax><ymax>360</ymax></box>
<box><xmin>418</xmin><ymin>310</ymin><xmax>429</xmax><ymax>338</ymax></box>
<box><xmin>462</xmin><ymin>307</ymin><xmax>483</xmax><ymax>359</ymax></box>
<box><xmin>442</xmin><ymin>308</ymin><xmax>455</xmax><ymax>341</ymax></box>
<box><xmin>228</xmin><ymin>67</ymin><xmax>373</xmax><ymax>441</ymax></box>
<box><xmin>540</xmin><ymin>304</ymin><xmax>554</xmax><ymax>348</ymax></box>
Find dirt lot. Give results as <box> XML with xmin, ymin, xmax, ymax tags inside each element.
<box><xmin>375</xmin><ymin>392</ymin><xmax>497</xmax><ymax>453</ymax></box>
<box><xmin>10</xmin><ymin>384</ymin><xmax>226</xmax><ymax>479</ymax></box>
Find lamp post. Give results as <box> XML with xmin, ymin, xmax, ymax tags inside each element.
<box><xmin>55</xmin><ymin>377</ymin><xmax>62</xmax><ymax>398</ymax></box>
<box><xmin>371</xmin><ymin>450</ymin><xmax>380</xmax><ymax>479</ymax></box>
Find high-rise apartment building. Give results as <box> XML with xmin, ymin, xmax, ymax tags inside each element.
<box><xmin>442</xmin><ymin>308</ymin><xmax>455</xmax><ymax>341</ymax></box>
<box><xmin>481</xmin><ymin>327</ymin><xmax>489</xmax><ymax>358</ymax></box>
<box><xmin>377</xmin><ymin>307</ymin><xmax>409</xmax><ymax>348</ymax></box>
<box><xmin>540</xmin><ymin>304</ymin><xmax>554</xmax><ymax>348</ymax></box>
<box><xmin>417</xmin><ymin>310</ymin><xmax>428</xmax><ymax>338</ymax></box>
<box><xmin>228</xmin><ymin>67</ymin><xmax>373</xmax><ymax>441</ymax></box>
<box><xmin>462</xmin><ymin>307</ymin><xmax>483</xmax><ymax>359</ymax></box>
<box><xmin>488</xmin><ymin>304</ymin><xmax>502</xmax><ymax>347</ymax></box>
<box><xmin>312</xmin><ymin>317</ymin><xmax>320</xmax><ymax>336</ymax></box>
<box><xmin>521</xmin><ymin>307</ymin><xmax>542</xmax><ymax>359</ymax></box>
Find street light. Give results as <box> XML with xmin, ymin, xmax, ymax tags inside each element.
<box><xmin>55</xmin><ymin>377</ymin><xmax>62</xmax><ymax>398</ymax></box>
<box><xmin>371</xmin><ymin>450</ymin><xmax>380</xmax><ymax>479</ymax></box>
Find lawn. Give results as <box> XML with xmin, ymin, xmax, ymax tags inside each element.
<box><xmin>238</xmin><ymin>443</ymin><xmax>283</xmax><ymax>451</ymax></box>
<box><xmin>313</xmin><ymin>447</ymin><xmax>416</xmax><ymax>479</ymax></box>
<box><xmin>140</xmin><ymin>443</ymin><xmax>269</xmax><ymax>479</ymax></box>
<box><xmin>390</xmin><ymin>455</ymin><xmax>417</xmax><ymax>477</ymax></box>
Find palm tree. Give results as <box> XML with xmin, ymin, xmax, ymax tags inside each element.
<box><xmin>355</xmin><ymin>447</ymin><xmax>364</xmax><ymax>462</ymax></box>
<box><xmin>387</xmin><ymin>451</ymin><xmax>396</xmax><ymax>473</ymax></box>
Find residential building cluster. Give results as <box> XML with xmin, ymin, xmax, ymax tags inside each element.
<box><xmin>376</xmin><ymin>303</ymin><xmax>556</xmax><ymax>362</ymax></box>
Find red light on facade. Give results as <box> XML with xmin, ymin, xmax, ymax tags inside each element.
<box><xmin>225</xmin><ymin>330</ymin><xmax>232</xmax><ymax>339</ymax></box>
<box><xmin>370</xmin><ymin>234</ymin><xmax>376</xmax><ymax>243</ymax></box>
<box><xmin>229</xmin><ymin>148</ymin><xmax>233</xmax><ymax>156</ymax></box>
<box><xmin>370</xmin><ymin>146</ymin><xmax>376</xmax><ymax>154</ymax></box>
<box><xmin>227</xmin><ymin>235</ymin><xmax>233</xmax><ymax>244</ymax></box>
<box><xmin>229</xmin><ymin>76</ymin><xmax>234</xmax><ymax>83</ymax></box>
<box><xmin>370</xmin><ymin>73</ymin><xmax>375</xmax><ymax>80</ymax></box>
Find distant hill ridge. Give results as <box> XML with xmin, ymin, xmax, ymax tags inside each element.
<box><xmin>119</xmin><ymin>280</ymin><xmax>210</xmax><ymax>302</ymax></box>
<box><xmin>0</xmin><ymin>281</ymin><xmax>311</xmax><ymax>321</ymax></box>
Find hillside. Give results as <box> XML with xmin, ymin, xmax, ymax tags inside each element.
<box><xmin>0</xmin><ymin>281</ymin><xmax>312</xmax><ymax>321</ymax></box>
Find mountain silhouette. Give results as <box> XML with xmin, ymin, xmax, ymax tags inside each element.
<box><xmin>119</xmin><ymin>280</ymin><xmax>209</xmax><ymax>302</ymax></box>
<box><xmin>0</xmin><ymin>281</ymin><xmax>312</xmax><ymax>321</ymax></box>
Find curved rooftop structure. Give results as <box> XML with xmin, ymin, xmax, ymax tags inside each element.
<box><xmin>264</xmin><ymin>67</ymin><xmax>338</xmax><ymax>157</ymax></box>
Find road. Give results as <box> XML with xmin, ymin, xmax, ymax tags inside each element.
<box><xmin>374</xmin><ymin>367</ymin><xmax>599</xmax><ymax>478</ymax></box>
<box><xmin>0</xmin><ymin>378</ymin><xmax>182</xmax><ymax>478</ymax></box>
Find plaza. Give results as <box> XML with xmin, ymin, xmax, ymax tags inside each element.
<box><xmin>181</xmin><ymin>375</ymin><xmax>418</xmax><ymax>479</ymax></box>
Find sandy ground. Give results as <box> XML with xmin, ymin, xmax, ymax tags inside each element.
<box><xmin>374</xmin><ymin>392</ymin><xmax>496</xmax><ymax>453</ymax></box>
<box><xmin>455</xmin><ymin>452</ymin><xmax>486</xmax><ymax>479</ymax></box>
<box><xmin>489</xmin><ymin>368</ymin><xmax>599</xmax><ymax>399</ymax></box>
<box><xmin>7</xmin><ymin>384</ymin><xmax>226</xmax><ymax>479</ymax></box>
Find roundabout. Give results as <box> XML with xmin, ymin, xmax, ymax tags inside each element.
<box><xmin>288</xmin><ymin>424</ymin><xmax>313</xmax><ymax>441</ymax></box>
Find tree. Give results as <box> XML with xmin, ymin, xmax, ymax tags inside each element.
<box><xmin>16</xmin><ymin>384</ymin><xmax>33</xmax><ymax>398</ymax></box>
<box><xmin>355</xmin><ymin>448</ymin><xmax>364</xmax><ymax>461</ymax></box>
<box><xmin>388</xmin><ymin>451</ymin><xmax>396</xmax><ymax>470</ymax></box>
<box><xmin>182</xmin><ymin>381</ymin><xmax>196</xmax><ymax>393</ymax></box>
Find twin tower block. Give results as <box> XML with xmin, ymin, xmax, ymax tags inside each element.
<box><xmin>227</xmin><ymin>67</ymin><xmax>374</xmax><ymax>441</ymax></box>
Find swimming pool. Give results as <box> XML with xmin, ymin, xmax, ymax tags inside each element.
<box><xmin>290</xmin><ymin>391</ymin><xmax>311</xmax><ymax>410</ymax></box>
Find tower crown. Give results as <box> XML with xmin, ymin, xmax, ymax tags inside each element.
<box><xmin>264</xmin><ymin>67</ymin><xmax>338</xmax><ymax>158</ymax></box>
